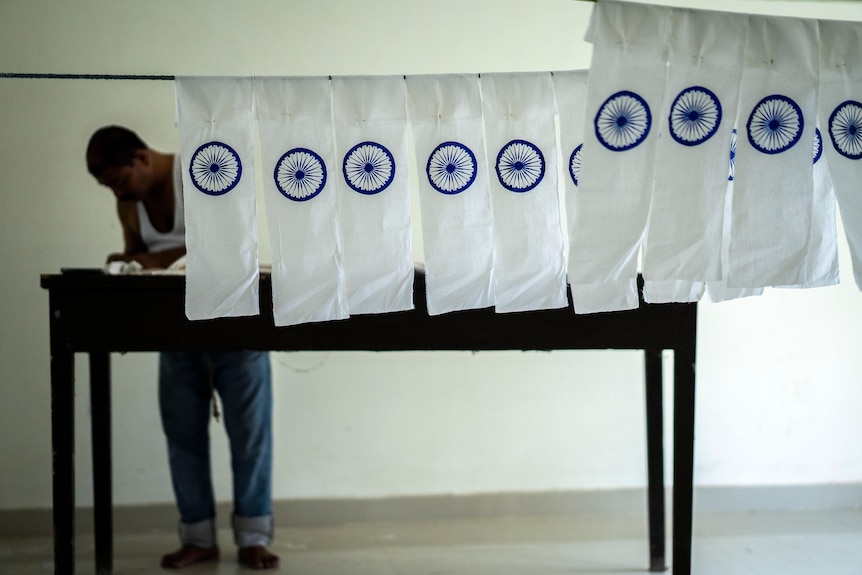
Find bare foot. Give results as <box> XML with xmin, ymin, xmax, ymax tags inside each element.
<box><xmin>160</xmin><ymin>544</ymin><xmax>219</xmax><ymax>569</ymax></box>
<box><xmin>238</xmin><ymin>545</ymin><xmax>280</xmax><ymax>570</ymax></box>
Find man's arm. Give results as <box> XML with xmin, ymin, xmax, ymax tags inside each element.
<box><xmin>107</xmin><ymin>201</ymin><xmax>186</xmax><ymax>269</ymax></box>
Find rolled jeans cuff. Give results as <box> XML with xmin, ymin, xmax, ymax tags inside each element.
<box><xmin>178</xmin><ymin>517</ymin><xmax>216</xmax><ymax>549</ymax></box>
<box><xmin>233</xmin><ymin>513</ymin><xmax>274</xmax><ymax>548</ymax></box>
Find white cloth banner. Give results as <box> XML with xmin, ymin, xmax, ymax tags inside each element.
<box><xmin>706</xmin><ymin>151</ymin><xmax>764</xmax><ymax>303</ymax></box>
<box><xmin>331</xmin><ymin>76</ymin><xmax>414</xmax><ymax>315</ymax></box>
<box><xmin>405</xmin><ymin>74</ymin><xmax>494</xmax><ymax>315</ymax></box>
<box><xmin>255</xmin><ymin>77</ymin><xmax>348</xmax><ymax>326</ymax></box>
<box><xmin>570</xmin><ymin>0</ymin><xmax>672</xmax><ymax>312</ymax></box>
<box><xmin>642</xmin><ymin>8</ymin><xmax>748</xmax><ymax>303</ymax></box>
<box><xmin>480</xmin><ymin>72</ymin><xmax>567</xmax><ymax>313</ymax></box>
<box><xmin>553</xmin><ymin>69</ymin><xmax>590</xmax><ymax>287</ymax></box>
<box><xmin>818</xmin><ymin>19</ymin><xmax>862</xmax><ymax>290</ymax></box>
<box><xmin>778</xmin><ymin>124</ymin><xmax>840</xmax><ymax>288</ymax></box>
<box><xmin>727</xmin><ymin>15</ymin><xmax>820</xmax><ymax>288</ymax></box>
<box><xmin>175</xmin><ymin>77</ymin><xmax>260</xmax><ymax>320</ymax></box>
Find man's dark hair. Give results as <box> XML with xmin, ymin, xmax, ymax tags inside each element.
<box><xmin>86</xmin><ymin>126</ymin><xmax>148</xmax><ymax>177</ymax></box>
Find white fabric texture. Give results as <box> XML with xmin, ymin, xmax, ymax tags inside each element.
<box><xmin>727</xmin><ymin>15</ymin><xmax>820</xmax><ymax>288</ymax></box>
<box><xmin>331</xmin><ymin>76</ymin><xmax>414</xmax><ymax>315</ymax></box>
<box><xmin>777</xmin><ymin>124</ymin><xmax>839</xmax><ymax>289</ymax></box>
<box><xmin>255</xmin><ymin>77</ymin><xmax>348</xmax><ymax>326</ymax></box>
<box><xmin>175</xmin><ymin>76</ymin><xmax>260</xmax><ymax>320</ymax></box>
<box><xmin>818</xmin><ymin>19</ymin><xmax>862</xmax><ymax>290</ymax></box>
<box><xmin>706</xmin><ymin>171</ymin><xmax>764</xmax><ymax>303</ymax></box>
<box><xmin>553</xmin><ymin>69</ymin><xmax>590</xmax><ymax>286</ymax></box>
<box><xmin>642</xmin><ymin>8</ymin><xmax>747</xmax><ymax>301</ymax></box>
<box><xmin>480</xmin><ymin>72</ymin><xmax>567</xmax><ymax>313</ymax></box>
<box><xmin>570</xmin><ymin>0</ymin><xmax>672</xmax><ymax>313</ymax></box>
<box><xmin>405</xmin><ymin>74</ymin><xmax>494</xmax><ymax>315</ymax></box>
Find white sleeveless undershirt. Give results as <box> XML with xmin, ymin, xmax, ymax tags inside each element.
<box><xmin>137</xmin><ymin>157</ymin><xmax>185</xmax><ymax>252</ymax></box>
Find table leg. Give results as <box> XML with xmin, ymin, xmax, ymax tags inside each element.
<box><xmin>672</xmin><ymin>344</ymin><xmax>697</xmax><ymax>575</ymax></box>
<box><xmin>644</xmin><ymin>349</ymin><xmax>667</xmax><ymax>572</ymax></box>
<box><xmin>89</xmin><ymin>352</ymin><xmax>113</xmax><ymax>575</ymax></box>
<box><xmin>51</xmin><ymin>335</ymin><xmax>75</xmax><ymax>574</ymax></box>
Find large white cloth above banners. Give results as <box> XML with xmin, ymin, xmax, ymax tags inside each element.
<box><xmin>331</xmin><ymin>76</ymin><xmax>414</xmax><ymax>316</ymax></box>
<box><xmin>818</xmin><ymin>19</ymin><xmax>862</xmax><ymax>290</ymax></box>
<box><xmin>727</xmin><ymin>15</ymin><xmax>820</xmax><ymax>288</ymax></box>
<box><xmin>480</xmin><ymin>72</ymin><xmax>567</xmax><ymax>313</ymax></box>
<box><xmin>255</xmin><ymin>77</ymin><xmax>348</xmax><ymax>326</ymax></box>
<box><xmin>175</xmin><ymin>77</ymin><xmax>260</xmax><ymax>320</ymax></box>
<box><xmin>405</xmin><ymin>74</ymin><xmax>494</xmax><ymax>316</ymax></box>
<box><xmin>569</xmin><ymin>0</ymin><xmax>671</xmax><ymax>313</ymax></box>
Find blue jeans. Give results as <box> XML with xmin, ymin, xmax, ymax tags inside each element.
<box><xmin>158</xmin><ymin>351</ymin><xmax>273</xmax><ymax>547</ymax></box>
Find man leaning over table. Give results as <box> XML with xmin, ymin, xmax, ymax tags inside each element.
<box><xmin>86</xmin><ymin>125</ymin><xmax>279</xmax><ymax>570</ymax></box>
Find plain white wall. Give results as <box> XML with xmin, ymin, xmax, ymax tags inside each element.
<box><xmin>1</xmin><ymin>0</ymin><xmax>862</xmax><ymax>512</ymax></box>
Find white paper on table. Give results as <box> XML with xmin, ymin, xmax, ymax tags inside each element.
<box><xmin>175</xmin><ymin>76</ymin><xmax>260</xmax><ymax>320</ymax></box>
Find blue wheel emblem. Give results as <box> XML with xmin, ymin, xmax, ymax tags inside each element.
<box><xmin>728</xmin><ymin>128</ymin><xmax>737</xmax><ymax>182</ymax></box>
<box><xmin>828</xmin><ymin>100</ymin><xmax>862</xmax><ymax>160</ymax></box>
<box><xmin>569</xmin><ymin>144</ymin><xmax>583</xmax><ymax>186</ymax></box>
<box><xmin>595</xmin><ymin>90</ymin><xmax>652</xmax><ymax>151</ymax></box>
<box><xmin>189</xmin><ymin>141</ymin><xmax>242</xmax><ymax>196</ymax></box>
<box><xmin>813</xmin><ymin>128</ymin><xmax>823</xmax><ymax>165</ymax></box>
<box><xmin>669</xmin><ymin>86</ymin><xmax>722</xmax><ymax>146</ymax></box>
<box><xmin>342</xmin><ymin>141</ymin><xmax>395</xmax><ymax>195</ymax></box>
<box><xmin>746</xmin><ymin>95</ymin><xmax>803</xmax><ymax>154</ymax></box>
<box><xmin>426</xmin><ymin>141</ymin><xmax>477</xmax><ymax>195</ymax></box>
<box><xmin>495</xmin><ymin>139</ymin><xmax>545</xmax><ymax>193</ymax></box>
<box><xmin>274</xmin><ymin>147</ymin><xmax>327</xmax><ymax>202</ymax></box>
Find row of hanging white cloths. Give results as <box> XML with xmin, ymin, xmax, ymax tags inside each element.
<box><xmin>175</xmin><ymin>73</ymin><xmax>570</xmax><ymax>323</ymax></box>
<box><xmin>572</xmin><ymin>1</ymin><xmax>850</xmax><ymax>313</ymax></box>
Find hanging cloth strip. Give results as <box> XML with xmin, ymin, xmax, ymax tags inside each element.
<box><xmin>255</xmin><ymin>76</ymin><xmax>349</xmax><ymax>326</ymax></box>
<box><xmin>480</xmin><ymin>72</ymin><xmax>567</xmax><ymax>313</ymax></box>
<box><xmin>569</xmin><ymin>0</ymin><xmax>672</xmax><ymax>313</ymax></box>
<box><xmin>406</xmin><ymin>74</ymin><xmax>495</xmax><ymax>315</ymax></box>
<box><xmin>175</xmin><ymin>76</ymin><xmax>260</xmax><ymax>320</ymax></box>
<box><xmin>818</xmin><ymin>19</ymin><xmax>862</xmax><ymax>290</ymax></box>
<box><xmin>726</xmin><ymin>15</ymin><xmax>820</xmax><ymax>288</ymax></box>
<box><xmin>331</xmin><ymin>76</ymin><xmax>414</xmax><ymax>315</ymax></box>
<box><xmin>641</xmin><ymin>7</ymin><xmax>747</xmax><ymax>303</ymax></box>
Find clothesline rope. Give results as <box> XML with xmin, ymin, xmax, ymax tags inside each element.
<box><xmin>0</xmin><ymin>72</ymin><xmax>175</xmax><ymax>80</ymax></box>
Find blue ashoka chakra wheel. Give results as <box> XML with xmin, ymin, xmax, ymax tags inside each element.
<box><xmin>426</xmin><ymin>141</ymin><xmax>477</xmax><ymax>195</ymax></box>
<box><xmin>728</xmin><ymin>128</ymin><xmax>737</xmax><ymax>182</ymax></box>
<box><xmin>569</xmin><ymin>143</ymin><xmax>583</xmax><ymax>186</ymax></box>
<box><xmin>669</xmin><ymin>86</ymin><xmax>722</xmax><ymax>146</ymax></box>
<box><xmin>189</xmin><ymin>141</ymin><xmax>242</xmax><ymax>196</ymax></box>
<box><xmin>595</xmin><ymin>90</ymin><xmax>652</xmax><ymax>152</ymax></box>
<box><xmin>342</xmin><ymin>141</ymin><xmax>395</xmax><ymax>195</ymax></box>
<box><xmin>274</xmin><ymin>148</ymin><xmax>327</xmax><ymax>202</ymax></box>
<box><xmin>828</xmin><ymin>100</ymin><xmax>862</xmax><ymax>160</ymax></box>
<box><xmin>813</xmin><ymin>128</ymin><xmax>823</xmax><ymax>165</ymax></box>
<box><xmin>746</xmin><ymin>94</ymin><xmax>804</xmax><ymax>155</ymax></box>
<box><xmin>495</xmin><ymin>139</ymin><xmax>545</xmax><ymax>193</ymax></box>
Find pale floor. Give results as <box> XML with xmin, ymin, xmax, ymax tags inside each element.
<box><xmin>1</xmin><ymin>510</ymin><xmax>861</xmax><ymax>575</ymax></box>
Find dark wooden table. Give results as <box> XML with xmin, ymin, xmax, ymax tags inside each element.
<box><xmin>41</xmin><ymin>270</ymin><xmax>697</xmax><ymax>575</ymax></box>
